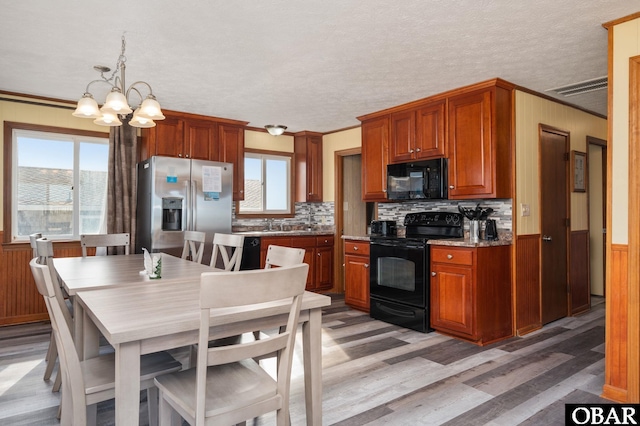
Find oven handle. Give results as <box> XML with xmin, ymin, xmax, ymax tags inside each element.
<box><xmin>375</xmin><ymin>302</ymin><xmax>417</xmax><ymax>318</ymax></box>
<box><xmin>370</xmin><ymin>241</ymin><xmax>426</xmax><ymax>249</ymax></box>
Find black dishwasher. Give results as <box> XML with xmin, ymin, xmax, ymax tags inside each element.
<box><xmin>240</xmin><ymin>236</ymin><xmax>261</xmax><ymax>270</ymax></box>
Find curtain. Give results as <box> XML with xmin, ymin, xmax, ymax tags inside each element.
<box><xmin>107</xmin><ymin>115</ymin><xmax>137</xmax><ymax>255</ymax></box>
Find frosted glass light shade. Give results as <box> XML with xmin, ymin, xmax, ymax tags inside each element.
<box><xmin>265</xmin><ymin>125</ymin><xmax>287</xmax><ymax>136</ymax></box>
<box><xmin>136</xmin><ymin>96</ymin><xmax>165</xmax><ymax>120</ymax></box>
<box><xmin>93</xmin><ymin>113</ymin><xmax>122</xmax><ymax>126</ymax></box>
<box><xmin>72</xmin><ymin>94</ymin><xmax>101</xmax><ymax>118</ymax></box>
<box><xmin>100</xmin><ymin>89</ymin><xmax>132</xmax><ymax>115</ymax></box>
<box><xmin>130</xmin><ymin>108</ymin><xmax>156</xmax><ymax>128</ymax></box>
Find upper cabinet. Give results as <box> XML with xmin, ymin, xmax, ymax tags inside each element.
<box><xmin>358</xmin><ymin>79</ymin><xmax>514</xmax><ymax>202</ymax></box>
<box><xmin>294</xmin><ymin>131</ymin><xmax>323</xmax><ymax>202</ymax></box>
<box><xmin>447</xmin><ymin>84</ymin><xmax>512</xmax><ymax>199</ymax></box>
<box><xmin>360</xmin><ymin>116</ymin><xmax>390</xmax><ymax>202</ymax></box>
<box><xmin>390</xmin><ymin>100</ymin><xmax>446</xmax><ymax>163</ymax></box>
<box><xmin>139</xmin><ymin>110</ymin><xmax>248</xmax><ymax>200</ymax></box>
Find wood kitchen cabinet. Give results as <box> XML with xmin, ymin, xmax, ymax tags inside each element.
<box><xmin>447</xmin><ymin>82</ymin><xmax>512</xmax><ymax>199</ymax></box>
<box><xmin>260</xmin><ymin>234</ymin><xmax>334</xmax><ymax>292</ymax></box>
<box><xmin>390</xmin><ymin>100</ymin><xmax>446</xmax><ymax>163</ymax></box>
<box><xmin>359</xmin><ymin>116</ymin><xmax>390</xmax><ymax>201</ymax></box>
<box><xmin>430</xmin><ymin>245</ymin><xmax>512</xmax><ymax>345</ymax></box>
<box><xmin>294</xmin><ymin>131</ymin><xmax>323</xmax><ymax>202</ymax></box>
<box><xmin>139</xmin><ymin>110</ymin><xmax>248</xmax><ymax>200</ymax></box>
<box><xmin>344</xmin><ymin>239</ymin><xmax>370</xmax><ymax>312</ymax></box>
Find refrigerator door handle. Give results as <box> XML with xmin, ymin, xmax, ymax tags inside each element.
<box><xmin>191</xmin><ymin>180</ymin><xmax>198</xmax><ymax>230</ymax></box>
<box><xmin>185</xmin><ymin>179</ymin><xmax>192</xmax><ymax>231</ymax></box>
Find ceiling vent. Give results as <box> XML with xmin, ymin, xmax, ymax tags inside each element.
<box><xmin>547</xmin><ymin>76</ymin><xmax>608</xmax><ymax>97</ymax></box>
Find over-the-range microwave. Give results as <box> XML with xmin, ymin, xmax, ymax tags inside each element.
<box><xmin>386</xmin><ymin>158</ymin><xmax>448</xmax><ymax>200</ymax></box>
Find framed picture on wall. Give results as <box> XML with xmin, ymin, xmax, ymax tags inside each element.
<box><xmin>571</xmin><ymin>150</ymin><xmax>587</xmax><ymax>192</ymax></box>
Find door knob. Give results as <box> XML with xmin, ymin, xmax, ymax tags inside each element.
<box><xmin>542</xmin><ymin>235</ymin><xmax>553</xmax><ymax>242</ymax></box>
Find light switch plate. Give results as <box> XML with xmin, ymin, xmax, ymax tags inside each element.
<box><xmin>521</xmin><ymin>203</ymin><xmax>530</xmax><ymax>217</ymax></box>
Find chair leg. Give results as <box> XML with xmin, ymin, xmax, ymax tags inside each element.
<box><xmin>147</xmin><ymin>387</ymin><xmax>159</xmax><ymax>426</ymax></box>
<box><xmin>158</xmin><ymin>389</ymin><xmax>181</xmax><ymax>426</ymax></box>
<box><xmin>52</xmin><ymin>369</ymin><xmax>62</xmax><ymax>392</ymax></box>
<box><xmin>43</xmin><ymin>337</ymin><xmax>57</xmax><ymax>381</ymax></box>
<box><xmin>45</xmin><ymin>333</ymin><xmax>55</xmax><ymax>362</ymax></box>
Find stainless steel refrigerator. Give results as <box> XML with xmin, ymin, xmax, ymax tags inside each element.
<box><xmin>135</xmin><ymin>156</ymin><xmax>233</xmax><ymax>264</ymax></box>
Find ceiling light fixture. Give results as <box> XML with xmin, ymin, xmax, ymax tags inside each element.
<box><xmin>265</xmin><ymin>125</ymin><xmax>287</xmax><ymax>136</ymax></box>
<box><xmin>72</xmin><ymin>36</ymin><xmax>165</xmax><ymax>128</ymax></box>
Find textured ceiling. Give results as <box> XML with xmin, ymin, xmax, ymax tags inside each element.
<box><xmin>1</xmin><ymin>1</ymin><xmax>637</xmax><ymax>133</ymax></box>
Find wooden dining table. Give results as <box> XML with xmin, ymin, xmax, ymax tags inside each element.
<box><xmin>52</xmin><ymin>253</ymin><xmax>331</xmax><ymax>426</ymax></box>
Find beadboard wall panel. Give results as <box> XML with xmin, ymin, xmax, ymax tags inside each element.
<box><xmin>515</xmin><ymin>234</ymin><xmax>541</xmax><ymax>335</ymax></box>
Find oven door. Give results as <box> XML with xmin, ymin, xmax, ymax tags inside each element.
<box><xmin>369</xmin><ymin>239</ymin><xmax>427</xmax><ymax>308</ymax></box>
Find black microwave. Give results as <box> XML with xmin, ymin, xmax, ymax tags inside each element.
<box><xmin>386</xmin><ymin>158</ymin><xmax>448</xmax><ymax>200</ymax></box>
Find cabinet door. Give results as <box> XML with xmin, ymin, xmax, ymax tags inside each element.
<box><xmin>430</xmin><ymin>263</ymin><xmax>475</xmax><ymax>337</ymax></box>
<box><xmin>306</xmin><ymin>136</ymin><xmax>323</xmax><ymax>202</ymax></box>
<box><xmin>185</xmin><ymin>120</ymin><xmax>215</xmax><ymax>160</ymax></box>
<box><xmin>218</xmin><ymin>124</ymin><xmax>245</xmax><ymax>201</ymax></box>
<box><xmin>361</xmin><ymin>117</ymin><xmax>389</xmax><ymax>201</ymax></box>
<box><xmin>315</xmin><ymin>246</ymin><xmax>333</xmax><ymax>291</ymax></box>
<box><xmin>415</xmin><ymin>100</ymin><xmax>446</xmax><ymax>159</ymax></box>
<box><xmin>344</xmin><ymin>254</ymin><xmax>370</xmax><ymax>311</ymax></box>
<box><xmin>389</xmin><ymin>110</ymin><xmax>415</xmax><ymax>163</ymax></box>
<box><xmin>153</xmin><ymin>116</ymin><xmax>185</xmax><ymax>158</ymax></box>
<box><xmin>447</xmin><ymin>89</ymin><xmax>494</xmax><ymax>198</ymax></box>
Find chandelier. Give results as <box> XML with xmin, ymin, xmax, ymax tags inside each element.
<box><xmin>72</xmin><ymin>36</ymin><xmax>165</xmax><ymax>128</ymax></box>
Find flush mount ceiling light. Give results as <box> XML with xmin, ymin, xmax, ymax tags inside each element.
<box><xmin>265</xmin><ymin>125</ymin><xmax>287</xmax><ymax>136</ymax></box>
<box><xmin>72</xmin><ymin>36</ymin><xmax>165</xmax><ymax>128</ymax></box>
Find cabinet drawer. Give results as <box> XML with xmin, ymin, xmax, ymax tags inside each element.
<box><xmin>431</xmin><ymin>247</ymin><xmax>473</xmax><ymax>266</ymax></box>
<box><xmin>293</xmin><ymin>236</ymin><xmax>316</xmax><ymax>248</ymax></box>
<box><xmin>316</xmin><ymin>235</ymin><xmax>334</xmax><ymax>247</ymax></box>
<box><xmin>344</xmin><ymin>240</ymin><xmax>370</xmax><ymax>256</ymax></box>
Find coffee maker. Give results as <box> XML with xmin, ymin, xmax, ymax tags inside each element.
<box><xmin>484</xmin><ymin>219</ymin><xmax>498</xmax><ymax>241</ymax></box>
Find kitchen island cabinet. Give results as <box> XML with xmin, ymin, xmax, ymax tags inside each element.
<box><xmin>343</xmin><ymin>239</ymin><xmax>370</xmax><ymax>312</ymax></box>
<box><xmin>260</xmin><ymin>234</ymin><xmax>334</xmax><ymax>292</ymax></box>
<box><xmin>430</xmin><ymin>245</ymin><xmax>512</xmax><ymax>345</ymax></box>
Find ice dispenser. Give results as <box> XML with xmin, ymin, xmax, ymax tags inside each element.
<box><xmin>162</xmin><ymin>197</ymin><xmax>183</xmax><ymax>231</ymax></box>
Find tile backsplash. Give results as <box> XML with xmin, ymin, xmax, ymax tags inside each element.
<box><xmin>376</xmin><ymin>199</ymin><xmax>512</xmax><ymax>232</ymax></box>
<box><xmin>233</xmin><ymin>202</ymin><xmax>335</xmax><ymax>230</ymax></box>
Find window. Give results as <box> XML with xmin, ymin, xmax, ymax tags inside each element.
<box><xmin>6</xmin><ymin>123</ymin><xmax>109</xmax><ymax>242</ymax></box>
<box><xmin>237</xmin><ymin>150</ymin><xmax>293</xmax><ymax>216</ymax></box>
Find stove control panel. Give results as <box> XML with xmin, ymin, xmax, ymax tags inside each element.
<box><xmin>403</xmin><ymin>212</ymin><xmax>463</xmax><ymax>228</ymax></box>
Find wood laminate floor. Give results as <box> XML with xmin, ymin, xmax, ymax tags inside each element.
<box><xmin>0</xmin><ymin>295</ymin><xmax>607</xmax><ymax>425</ymax></box>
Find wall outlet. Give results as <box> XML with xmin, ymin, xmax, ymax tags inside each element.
<box><xmin>521</xmin><ymin>203</ymin><xmax>530</xmax><ymax>217</ymax></box>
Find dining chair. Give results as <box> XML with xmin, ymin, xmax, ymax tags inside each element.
<box><xmin>181</xmin><ymin>231</ymin><xmax>206</xmax><ymax>264</ymax></box>
<box><xmin>29</xmin><ymin>232</ymin><xmax>43</xmax><ymax>258</ymax></box>
<box><xmin>154</xmin><ymin>263</ymin><xmax>309</xmax><ymax>426</ymax></box>
<box><xmin>209</xmin><ymin>233</ymin><xmax>244</xmax><ymax>271</ymax></box>
<box><xmin>80</xmin><ymin>233</ymin><xmax>130</xmax><ymax>257</ymax></box>
<box><xmin>34</xmin><ymin>237</ymin><xmax>65</xmax><ymax>393</ymax></box>
<box><xmin>264</xmin><ymin>244</ymin><xmax>306</xmax><ymax>268</ymax></box>
<box><xmin>30</xmin><ymin>258</ymin><xmax>182</xmax><ymax>426</ymax></box>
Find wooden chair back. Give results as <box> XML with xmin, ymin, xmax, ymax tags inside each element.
<box><xmin>264</xmin><ymin>245</ymin><xmax>305</xmax><ymax>269</ymax></box>
<box><xmin>181</xmin><ymin>230</ymin><xmax>206</xmax><ymax>263</ymax></box>
<box><xmin>29</xmin><ymin>232</ymin><xmax>43</xmax><ymax>258</ymax></box>
<box><xmin>30</xmin><ymin>258</ymin><xmax>86</xmax><ymax>421</ymax></box>
<box><xmin>33</xmin><ymin>240</ymin><xmax>73</xmax><ymax>330</ymax></box>
<box><xmin>194</xmin><ymin>263</ymin><xmax>309</xmax><ymax>424</ymax></box>
<box><xmin>210</xmin><ymin>233</ymin><xmax>244</xmax><ymax>271</ymax></box>
<box><xmin>81</xmin><ymin>233</ymin><xmax>130</xmax><ymax>257</ymax></box>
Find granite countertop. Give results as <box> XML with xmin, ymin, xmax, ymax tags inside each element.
<box><xmin>233</xmin><ymin>229</ymin><xmax>335</xmax><ymax>237</ymax></box>
<box><xmin>342</xmin><ymin>233</ymin><xmax>512</xmax><ymax>247</ymax></box>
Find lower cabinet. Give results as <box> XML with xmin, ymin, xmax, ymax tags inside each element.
<box><xmin>344</xmin><ymin>239</ymin><xmax>370</xmax><ymax>312</ymax></box>
<box><xmin>260</xmin><ymin>235</ymin><xmax>334</xmax><ymax>292</ymax></box>
<box><xmin>430</xmin><ymin>245</ymin><xmax>512</xmax><ymax>345</ymax></box>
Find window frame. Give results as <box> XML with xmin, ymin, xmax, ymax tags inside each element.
<box><xmin>235</xmin><ymin>148</ymin><xmax>295</xmax><ymax>219</ymax></box>
<box><xmin>3</xmin><ymin>121</ymin><xmax>109</xmax><ymax>244</ymax></box>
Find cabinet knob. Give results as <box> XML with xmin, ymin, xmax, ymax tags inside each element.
<box><xmin>383</xmin><ymin>189</ymin><xmax>387</xmax><ymax>193</ymax></box>
<box><xmin>416</xmin><ymin>148</ymin><xmax>421</xmax><ymax>152</ymax></box>
<box><xmin>317</xmin><ymin>252</ymin><xmax>321</xmax><ymax>256</ymax></box>
<box><xmin>240</xmin><ymin>190</ymin><xmax>243</xmax><ymax>194</ymax></box>
<box><xmin>178</xmin><ymin>154</ymin><xmax>183</xmax><ymax>158</ymax></box>
<box><xmin>449</xmin><ymin>185</ymin><xmax>455</xmax><ymax>189</ymax></box>
<box><xmin>447</xmin><ymin>254</ymin><xmax>453</xmax><ymax>259</ymax></box>
<box><xmin>309</xmin><ymin>192</ymin><xmax>312</xmax><ymax>195</ymax></box>
<box><xmin>364</xmin><ymin>263</ymin><xmax>369</xmax><ymax>268</ymax></box>
<box><xmin>353</xmin><ymin>246</ymin><xmax>358</xmax><ymax>251</ymax></box>
<box><xmin>431</xmin><ymin>272</ymin><xmax>436</xmax><ymax>276</ymax></box>
<box><xmin>410</xmin><ymin>149</ymin><xmax>414</xmax><ymax>153</ymax></box>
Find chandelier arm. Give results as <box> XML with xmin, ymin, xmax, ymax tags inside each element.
<box><xmin>126</xmin><ymin>86</ymin><xmax>144</xmax><ymax>107</ymax></box>
<box><xmin>84</xmin><ymin>79</ymin><xmax>116</xmax><ymax>95</ymax></box>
